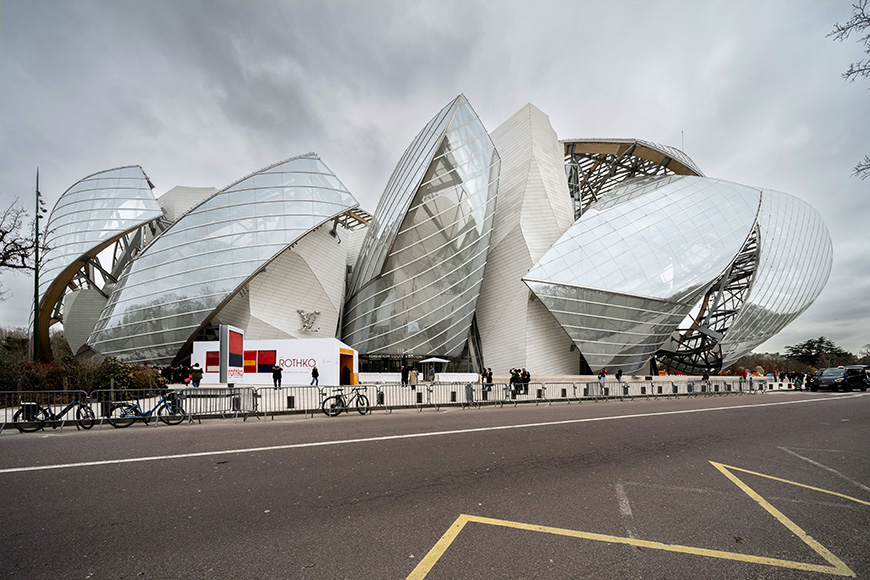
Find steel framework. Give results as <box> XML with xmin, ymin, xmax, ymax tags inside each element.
<box><xmin>563</xmin><ymin>139</ymin><xmax>703</xmax><ymax>219</ymax></box>
<box><xmin>656</xmin><ymin>224</ymin><xmax>761</xmax><ymax>374</ymax></box>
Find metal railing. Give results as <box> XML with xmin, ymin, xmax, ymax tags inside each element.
<box><xmin>1</xmin><ymin>377</ymin><xmax>775</xmax><ymax>434</ymax></box>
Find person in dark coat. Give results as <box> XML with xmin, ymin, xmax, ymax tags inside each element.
<box><xmin>272</xmin><ymin>364</ymin><xmax>283</xmax><ymax>389</ymax></box>
<box><xmin>190</xmin><ymin>363</ymin><xmax>203</xmax><ymax>388</ymax></box>
<box><xmin>401</xmin><ymin>365</ymin><xmax>410</xmax><ymax>387</ymax></box>
<box><xmin>310</xmin><ymin>365</ymin><xmax>319</xmax><ymax>386</ymax></box>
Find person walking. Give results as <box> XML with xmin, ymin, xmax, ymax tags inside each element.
<box><xmin>272</xmin><ymin>364</ymin><xmax>283</xmax><ymax>389</ymax></box>
<box><xmin>401</xmin><ymin>365</ymin><xmax>409</xmax><ymax>387</ymax></box>
<box><xmin>190</xmin><ymin>363</ymin><xmax>203</xmax><ymax>388</ymax></box>
<box><xmin>409</xmin><ymin>367</ymin><xmax>418</xmax><ymax>390</ymax></box>
<box><xmin>598</xmin><ymin>368</ymin><xmax>607</xmax><ymax>392</ymax></box>
<box><xmin>615</xmin><ymin>368</ymin><xmax>623</xmax><ymax>384</ymax></box>
<box><xmin>310</xmin><ymin>365</ymin><xmax>319</xmax><ymax>386</ymax></box>
<box><xmin>428</xmin><ymin>365</ymin><xmax>435</xmax><ymax>382</ymax></box>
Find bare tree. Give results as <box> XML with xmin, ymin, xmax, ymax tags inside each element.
<box><xmin>829</xmin><ymin>0</ymin><xmax>870</xmax><ymax>179</ymax></box>
<box><xmin>0</xmin><ymin>199</ymin><xmax>37</xmax><ymax>300</ymax></box>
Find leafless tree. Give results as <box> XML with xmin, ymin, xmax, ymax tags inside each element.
<box><xmin>829</xmin><ymin>0</ymin><xmax>870</xmax><ymax>178</ymax></box>
<box><xmin>0</xmin><ymin>199</ymin><xmax>36</xmax><ymax>300</ymax></box>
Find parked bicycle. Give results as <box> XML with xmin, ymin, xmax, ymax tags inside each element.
<box><xmin>321</xmin><ymin>386</ymin><xmax>369</xmax><ymax>417</ymax></box>
<box><xmin>107</xmin><ymin>391</ymin><xmax>186</xmax><ymax>428</ymax></box>
<box><xmin>13</xmin><ymin>395</ymin><xmax>95</xmax><ymax>433</ymax></box>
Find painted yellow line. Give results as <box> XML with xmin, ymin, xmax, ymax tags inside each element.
<box><xmin>406</xmin><ymin>516</ymin><xmax>470</xmax><ymax>580</ymax></box>
<box><xmin>710</xmin><ymin>462</ymin><xmax>855</xmax><ymax>576</ymax></box>
<box><xmin>714</xmin><ymin>463</ymin><xmax>870</xmax><ymax>507</ymax></box>
<box><xmin>407</xmin><ymin>462</ymin><xmax>863</xmax><ymax>579</ymax></box>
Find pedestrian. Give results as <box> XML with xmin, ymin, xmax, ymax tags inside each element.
<box><xmin>310</xmin><ymin>365</ymin><xmax>319</xmax><ymax>386</ymax></box>
<box><xmin>401</xmin><ymin>365</ymin><xmax>409</xmax><ymax>387</ymax></box>
<box><xmin>598</xmin><ymin>368</ymin><xmax>607</xmax><ymax>390</ymax></box>
<box><xmin>190</xmin><ymin>363</ymin><xmax>203</xmax><ymax>388</ymax></box>
<box><xmin>509</xmin><ymin>368</ymin><xmax>520</xmax><ymax>394</ymax></box>
<box><xmin>409</xmin><ymin>367</ymin><xmax>418</xmax><ymax>390</ymax></box>
<box><xmin>428</xmin><ymin>365</ymin><xmax>435</xmax><ymax>382</ymax></box>
<box><xmin>485</xmin><ymin>367</ymin><xmax>493</xmax><ymax>391</ymax></box>
<box><xmin>272</xmin><ymin>364</ymin><xmax>283</xmax><ymax>389</ymax></box>
<box><xmin>521</xmin><ymin>368</ymin><xmax>530</xmax><ymax>394</ymax></box>
<box><xmin>616</xmin><ymin>368</ymin><xmax>623</xmax><ymax>384</ymax></box>
<box><xmin>342</xmin><ymin>365</ymin><xmax>351</xmax><ymax>385</ymax></box>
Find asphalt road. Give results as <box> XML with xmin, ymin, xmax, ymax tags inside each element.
<box><xmin>1</xmin><ymin>392</ymin><xmax>869</xmax><ymax>579</ymax></box>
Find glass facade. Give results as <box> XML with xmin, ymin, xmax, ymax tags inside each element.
<box><xmin>342</xmin><ymin>95</ymin><xmax>500</xmax><ymax>356</ymax></box>
<box><xmin>88</xmin><ymin>154</ymin><xmax>358</xmax><ymax>365</ymax></box>
<box><xmin>27</xmin><ymin>102</ymin><xmax>828</xmax><ymax>375</ymax></box>
<box><xmin>39</xmin><ymin>166</ymin><xmax>162</xmax><ymax>309</ymax></box>
<box><xmin>718</xmin><ymin>189</ymin><xmax>833</xmax><ymax>366</ymax></box>
<box><xmin>524</xmin><ymin>176</ymin><xmax>764</xmax><ymax>374</ymax></box>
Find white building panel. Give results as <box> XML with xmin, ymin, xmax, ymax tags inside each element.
<box><xmin>476</xmin><ymin>104</ymin><xmax>576</xmax><ymax>374</ymax></box>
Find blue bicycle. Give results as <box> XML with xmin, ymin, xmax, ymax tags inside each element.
<box><xmin>107</xmin><ymin>391</ymin><xmax>186</xmax><ymax>428</ymax></box>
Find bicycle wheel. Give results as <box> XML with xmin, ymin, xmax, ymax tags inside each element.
<box><xmin>158</xmin><ymin>401</ymin><xmax>186</xmax><ymax>425</ymax></box>
<box><xmin>76</xmin><ymin>405</ymin><xmax>96</xmax><ymax>430</ymax></box>
<box><xmin>13</xmin><ymin>406</ymin><xmax>49</xmax><ymax>433</ymax></box>
<box><xmin>322</xmin><ymin>395</ymin><xmax>344</xmax><ymax>417</ymax></box>
<box><xmin>355</xmin><ymin>394</ymin><xmax>369</xmax><ymax>415</ymax></box>
<box><xmin>107</xmin><ymin>403</ymin><xmax>138</xmax><ymax>428</ymax></box>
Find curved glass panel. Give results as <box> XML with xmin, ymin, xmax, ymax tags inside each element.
<box><xmin>39</xmin><ymin>166</ymin><xmax>162</xmax><ymax>307</ymax></box>
<box><xmin>526</xmin><ymin>176</ymin><xmax>760</xmax><ymax>303</ymax></box>
<box><xmin>719</xmin><ymin>189</ymin><xmax>833</xmax><ymax>366</ymax></box>
<box><xmin>524</xmin><ymin>176</ymin><xmax>762</xmax><ymax>374</ymax></box>
<box><xmin>88</xmin><ymin>154</ymin><xmax>358</xmax><ymax>365</ymax></box>
<box><xmin>342</xmin><ymin>95</ymin><xmax>500</xmax><ymax>356</ymax></box>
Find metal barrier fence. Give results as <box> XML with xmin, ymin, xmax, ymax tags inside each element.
<box><xmin>1</xmin><ymin>377</ymin><xmax>774</xmax><ymax>434</ymax></box>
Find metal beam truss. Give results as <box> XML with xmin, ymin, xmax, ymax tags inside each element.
<box><xmin>52</xmin><ymin>225</ymin><xmax>151</xmax><ymax>325</ymax></box>
<box><xmin>565</xmin><ymin>142</ymin><xmax>680</xmax><ymax>219</ymax></box>
<box><xmin>656</xmin><ymin>225</ymin><xmax>761</xmax><ymax>375</ymax></box>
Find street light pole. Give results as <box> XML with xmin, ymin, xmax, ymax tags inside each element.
<box><xmin>33</xmin><ymin>168</ymin><xmax>41</xmax><ymax>361</ymax></box>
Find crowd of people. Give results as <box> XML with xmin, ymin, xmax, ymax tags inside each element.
<box><xmin>159</xmin><ymin>363</ymin><xmax>202</xmax><ymax>387</ymax></box>
<box><xmin>508</xmin><ymin>368</ymin><xmax>531</xmax><ymax>394</ymax></box>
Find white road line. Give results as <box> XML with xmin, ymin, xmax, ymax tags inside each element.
<box><xmin>1</xmin><ymin>394</ymin><xmax>864</xmax><ymax>475</ymax></box>
<box><xmin>613</xmin><ymin>482</ymin><xmax>640</xmax><ymax>541</ymax></box>
<box><xmin>777</xmin><ymin>446</ymin><xmax>870</xmax><ymax>494</ymax></box>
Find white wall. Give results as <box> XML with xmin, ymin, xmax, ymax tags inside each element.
<box><xmin>192</xmin><ymin>337</ymin><xmax>357</xmax><ymax>386</ymax></box>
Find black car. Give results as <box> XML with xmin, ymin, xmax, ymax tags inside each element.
<box><xmin>806</xmin><ymin>366</ymin><xmax>869</xmax><ymax>392</ymax></box>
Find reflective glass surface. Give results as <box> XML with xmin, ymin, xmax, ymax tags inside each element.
<box><xmin>719</xmin><ymin>189</ymin><xmax>833</xmax><ymax>366</ymax></box>
<box><xmin>39</xmin><ymin>166</ymin><xmax>162</xmax><ymax>306</ymax></box>
<box><xmin>524</xmin><ymin>176</ymin><xmax>764</xmax><ymax>374</ymax></box>
<box><xmin>342</xmin><ymin>95</ymin><xmax>500</xmax><ymax>356</ymax></box>
<box><xmin>526</xmin><ymin>176</ymin><xmax>760</xmax><ymax>303</ymax></box>
<box><xmin>88</xmin><ymin>154</ymin><xmax>358</xmax><ymax>364</ymax></box>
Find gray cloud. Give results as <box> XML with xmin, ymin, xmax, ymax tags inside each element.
<box><xmin>1</xmin><ymin>1</ymin><xmax>866</xmax><ymax>354</ymax></box>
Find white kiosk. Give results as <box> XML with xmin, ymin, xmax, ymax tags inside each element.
<box><xmin>192</xmin><ymin>337</ymin><xmax>358</xmax><ymax>386</ymax></box>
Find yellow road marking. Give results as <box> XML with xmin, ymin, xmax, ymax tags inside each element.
<box><xmin>407</xmin><ymin>463</ymin><xmax>864</xmax><ymax>579</ymax></box>
<box><xmin>713</xmin><ymin>462</ymin><xmax>870</xmax><ymax>507</ymax></box>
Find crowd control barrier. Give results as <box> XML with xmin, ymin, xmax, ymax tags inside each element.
<box><xmin>1</xmin><ymin>376</ymin><xmax>778</xmax><ymax>434</ymax></box>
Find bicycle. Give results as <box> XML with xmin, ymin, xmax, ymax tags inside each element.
<box><xmin>107</xmin><ymin>390</ymin><xmax>187</xmax><ymax>428</ymax></box>
<box><xmin>321</xmin><ymin>386</ymin><xmax>369</xmax><ymax>417</ymax></box>
<box><xmin>13</xmin><ymin>395</ymin><xmax>95</xmax><ymax>433</ymax></box>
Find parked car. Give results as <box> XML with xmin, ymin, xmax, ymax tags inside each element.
<box><xmin>806</xmin><ymin>366</ymin><xmax>869</xmax><ymax>392</ymax></box>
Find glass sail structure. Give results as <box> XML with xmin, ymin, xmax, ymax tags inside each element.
<box><xmin>35</xmin><ymin>166</ymin><xmax>162</xmax><ymax>357</ymax></box>
<box><xmin>524</xmin><ymin>176</ymin><xmax>762</xmax><ymax>375</ymax></box>
<box><xmin>88</xmin><ymin>154</ymin><xmax>359</xmax><ymax>365</ymax></box>
<box><xmin>342</xmin><ymin>95</ymin><xmax>500</xmax><ymax>356</ymax></box>
<box><xmin>718</xmin><ymin>189</ymin><xmax>833</xmax><ymax>366</ymax></box>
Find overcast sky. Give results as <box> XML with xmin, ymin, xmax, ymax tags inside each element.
<box><xmin>1</xmin><ymin>1</ymin><xmax>867</xmax><ymax>355</ymax></box>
